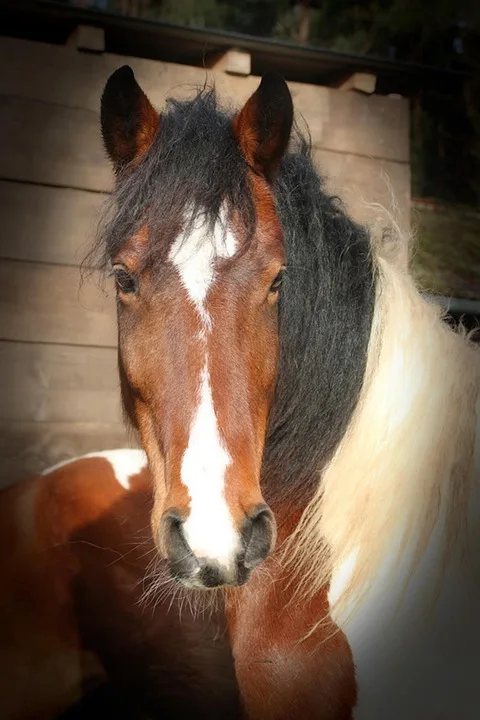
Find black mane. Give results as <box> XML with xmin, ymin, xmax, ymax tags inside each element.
<box><xmin>95</xmin><ymin>88</ymin><xmax>376</xmax><ymax>509</ymax></box>
<box><xmin>264</xmin><ymin>144</ymin><xmax>375</xmax><ymax>508</ymax></box>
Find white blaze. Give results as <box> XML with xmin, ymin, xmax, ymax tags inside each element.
<box><xmin>168</xmin><ymin>208</ymin><xmax>239</xmax><ymax>567</ymax></box>
<box><xmin>181</xmin><ymin>365</ymin><xmax>239</xmax><ymax>565</ymax></box>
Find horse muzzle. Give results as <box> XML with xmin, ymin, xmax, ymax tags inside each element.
<box><xmin>160</xmin><ymin>504</ymin><xmax>276</xmax><ymax>588</ymax></box>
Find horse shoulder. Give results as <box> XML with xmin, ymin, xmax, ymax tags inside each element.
<box><xmin>0</xmin><ymin>451</ymin><xmax>149</xmax><ymax>719</ymax></box>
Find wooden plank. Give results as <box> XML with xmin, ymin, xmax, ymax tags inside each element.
<box><xmin>314</xmin><ymin>149</ymin><xmax>411</xmax><ymax>234</ymax></box>
<box><xmin>0</xmin><ymin>95</ymin><xmax>111</xmax><ymax>191</ymax></box>
<box><xmin>0</xmin><ymin>260</ymin><xmax>117</xmax><ymax>346</ymax></box>
<box><xmin>0</xmin><ymin>181</ymin><xmax>105</xmax><ymax>265</ymax></box>
<box><xmin>0</xmin><ymin>420</ymin><xmax>135</xmax><ymax>488</ymax></box>
<box><xmin>0</xmin><ymin>340</ymin><xmax>122</xmax><ymax>424</ymax></box>
<box><xmin>0</xmin><ymin>36</ymin><xmax>409</xmax><ymax>163</ymax></box>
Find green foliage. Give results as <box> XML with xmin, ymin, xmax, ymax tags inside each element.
<box><xmin>145</xmin><ymin>0</ymin><xmax>291</xmax><ymax>35</ymax></box>
<box><xmin>221</xmin><ymin>0</ymin><xmax>290</xmax><ymax>37</ymax></box>
<box><xmin>411</xmin><ymin>201</ymin><xmax>480</xmax><ymax>299</ymax></box>
<box><xmin>145</xmin><ymin>0</ymin><xmax>226</xmax><ymax>28</ymax></box>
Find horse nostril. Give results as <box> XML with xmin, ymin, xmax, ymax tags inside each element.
<box><xmin>161</xmin><ymin>509</ymin><xmax>200</xmax><ymax>579</ymax></box>
<box><xmin>242</xmin><ymin>504</ymin><xmax>276</xmax><ymax>570</ymax></box>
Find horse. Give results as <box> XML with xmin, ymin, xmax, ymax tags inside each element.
<box><xmin>0</xmin><ymin>67</ymin><xmax>479</xmax><ymax>719</ymax></box>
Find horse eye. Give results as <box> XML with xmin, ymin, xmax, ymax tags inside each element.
<box><xmin>270</xmin><ymin>268</ymin><xmax>286</xmax><ymax>293</ymax></box>
<box><xmin>112</xmin><ymin>264</ymin><xmax>138</xmax><ymax>294</ymax></box>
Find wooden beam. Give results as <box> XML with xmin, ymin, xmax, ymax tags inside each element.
<box><xmin>66</xmin><ymin>24</ymin><xmax>105</xmax><ymax>53</ymax></box>
<box><xmin>338</xmin><ymin>72</ymin><xmax>377</xmax><ymax>94</ymax></box>
<box><xmin>207</xmin><ymin>48</ymin><xmax>251</xmax><ymax>76</ymax></box>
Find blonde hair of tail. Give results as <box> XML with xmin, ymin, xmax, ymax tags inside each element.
<box><xmin>283</xmin><ymin>201</ymin><xmax>480</xmax><ymax>627</ymax></box>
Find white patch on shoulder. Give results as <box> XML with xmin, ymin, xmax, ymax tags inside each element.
<box><xmin>181</xmin><ymin>365</ymin><xmax>239</xmax><ymax>568</ymax></box>
<box><xmin>41</xmin><ymin>449</ymin><xmax>148</xmax><ymax>491</ymax></box>
<box><xmin>168</xmin><ymin>206</ymin><xmax>237</xmax><ymax>324</ymax></box>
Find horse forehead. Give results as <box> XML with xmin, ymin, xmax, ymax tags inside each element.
<box><xmin>167</xmin><ymin>211</ymin><xmax>238</xmax><ymax>307</ymax></box>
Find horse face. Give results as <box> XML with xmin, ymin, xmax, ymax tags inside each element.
<box><xmin>101</xmin><ymin>68</ymin><xmax>293</xmax><ymax>588</ymax></box>
<box><xmin>113</xmin><ymin>212</ymin><xmax>283</xmax><ymax>588</ymax></box>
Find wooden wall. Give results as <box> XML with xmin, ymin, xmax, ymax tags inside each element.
<box><xmin>0</xmin><ymin>36</ymin><xmax>410</xmax><ymax>486</ymax></box>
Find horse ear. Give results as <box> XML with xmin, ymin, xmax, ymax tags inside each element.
<box><xmin>232</xmin><ymin>73</ymin><xmax>293</xmax><ymax>183</ymax></box>
<box><xmin>101</xmin><ymin>65</ymin><xmax>160</xmax><ymax>173</ymax></box>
